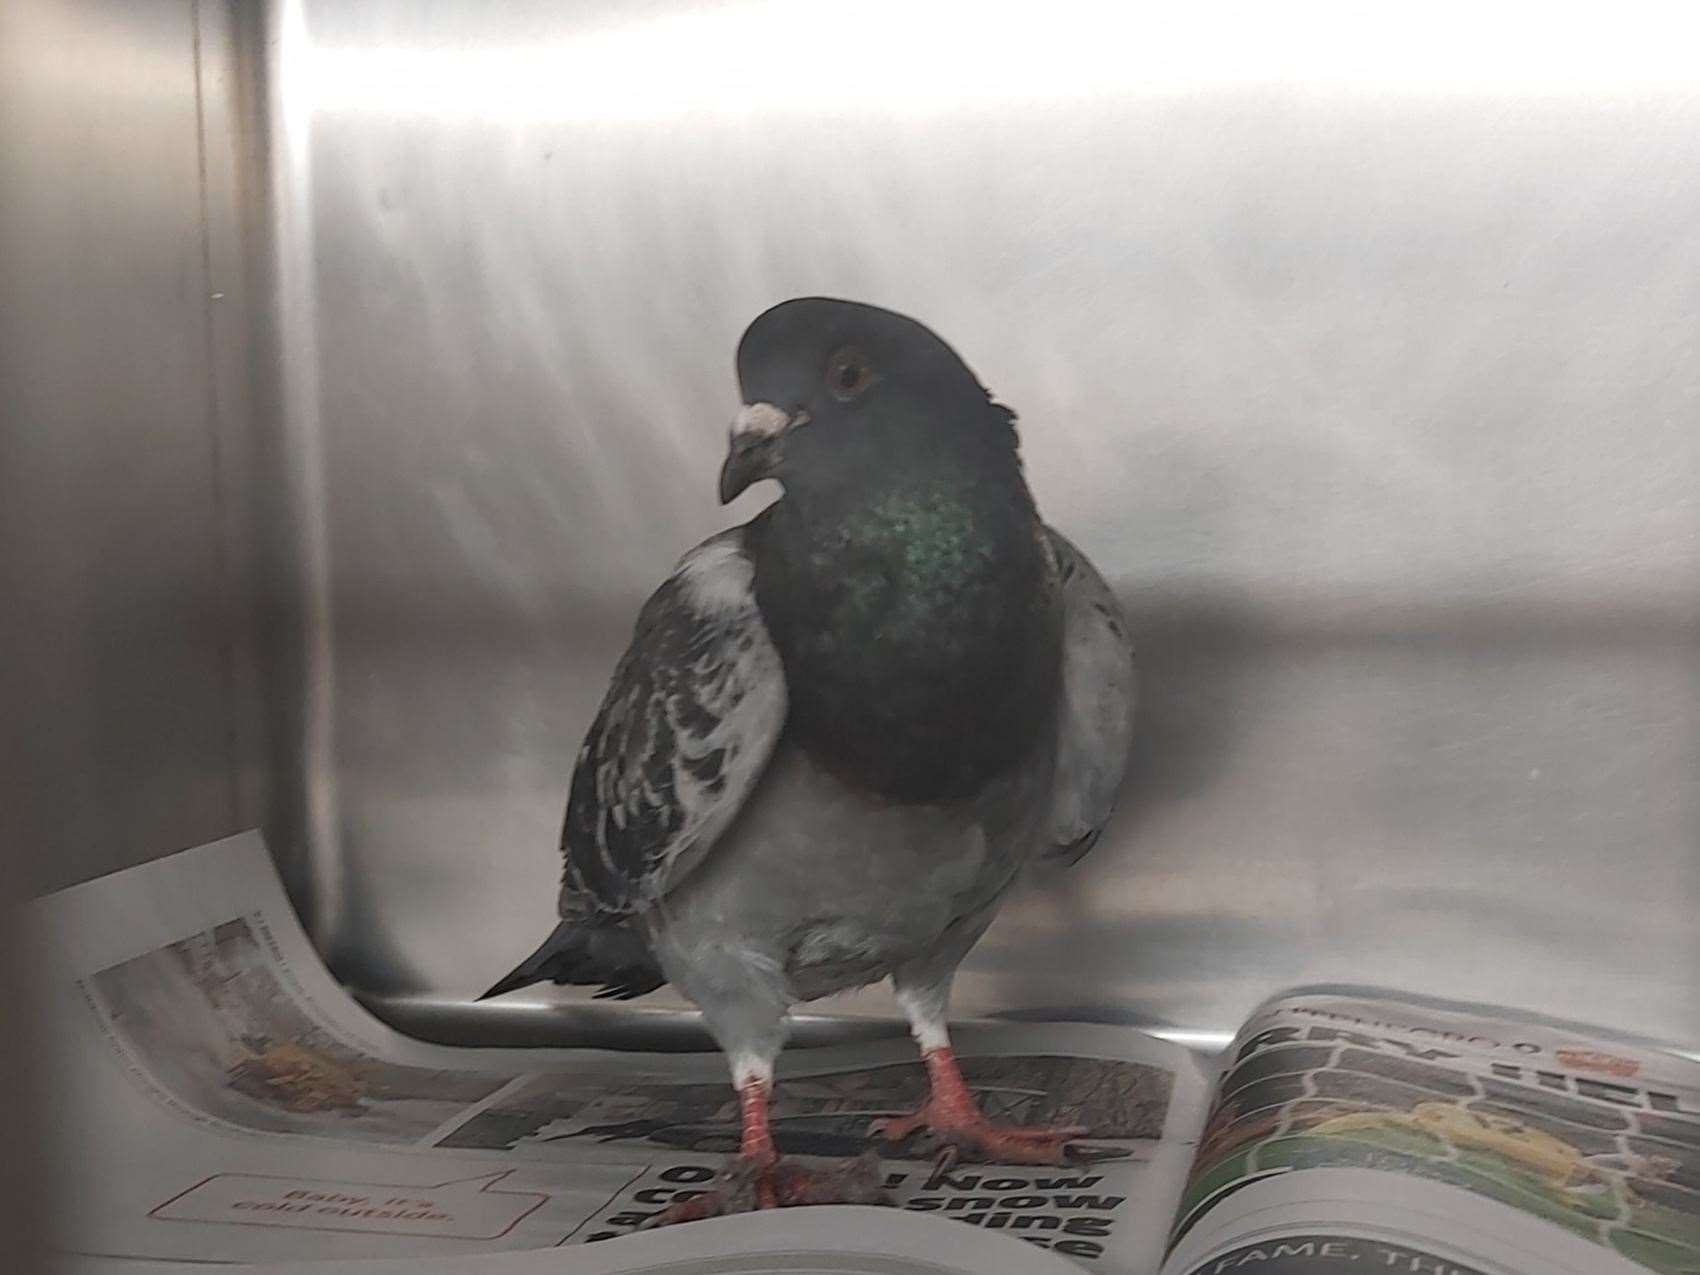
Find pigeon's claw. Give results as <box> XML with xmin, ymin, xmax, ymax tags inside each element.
<box><xmin>870</xmin><ymin>1045</ymin><xmax>1092</xmax><ymax>1166</ymax></box>
<box><xmin>641</xmin><ymin>1152</ymin><xmax>888</xmax><ymax>1228</ymax></box>
<box><xmin>640</xmin><ymin>1151</ymin><xmax>775</xmax><ymax>1227</ymax></box>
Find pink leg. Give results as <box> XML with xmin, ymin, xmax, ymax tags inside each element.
<box><xmin>644</xmin><ymin>1077</ymin><xmax>887</xmax><ymax>1227</ymax></box>
<box><xmin>737</xmin><ymin>1078</ymin><xmax>779</xmax><ymax>1209</ymax></box>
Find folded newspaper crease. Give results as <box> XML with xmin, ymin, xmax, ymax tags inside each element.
<box><xmin>33</xmin><ymin>833</ymin><xmax>1699</xmax><ymax>1275</ymax></box>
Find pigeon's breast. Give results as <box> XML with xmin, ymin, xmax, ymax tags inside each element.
<box><xmin>645</xmin><ymin>731</ymin><xmax>1052</xmax><ymax>1005</ymax></box>
<box><xmin>755</xmin><ymin>486</ymin><xmax>1063</xmax><ymax>804</ymax></box>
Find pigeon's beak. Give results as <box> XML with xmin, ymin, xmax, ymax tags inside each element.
<box><xmin>718</xmin><ymin>402</ymin><xmax>806</xmax><ymax>504</ymax></box>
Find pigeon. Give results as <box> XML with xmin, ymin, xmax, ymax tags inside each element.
<box><xmin>483</xmin><ymin>298</ymin><xmax>1137</xmax><ymax>1217</ymax></box>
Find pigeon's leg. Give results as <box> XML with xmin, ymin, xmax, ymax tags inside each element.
<box><xmin>873</xmin><ymin>973</ymin><xmax>1088</xmax><ymax>1165</ymax></box>
<box><xmin>643</xmin><ymin>997</ymin><xmax>888</xmax><ymax>1227</ymax></box>
<box><xmin>733</xmin><ymin>1062</ymin><xmax>781</xmax><ymax>1206</ymax></box>
<box><xmin>645</xmin><ymin>1064</ymin><xmax>779</xmax><ymax>1226</ymax></box>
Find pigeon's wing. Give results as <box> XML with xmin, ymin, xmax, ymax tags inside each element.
<box><xmin>559</xmin><ymin>526</ymin><xmax>788</xmax><ymax>918</ymax></box>
<box><xmin>1042</xmin><ymin>527</ymin><xmax>1137</xmax><ymax>863</ymax></box>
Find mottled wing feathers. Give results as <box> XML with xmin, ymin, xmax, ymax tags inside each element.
<box><xmin>558</xmin><ymin>528</ymin><xmax>787</xmax><ymax>919</ymax></box>
<box><xmin>1043</xmin><ymin>527</ymin><xmax>1137</xmax><ymax>861</ymax></box>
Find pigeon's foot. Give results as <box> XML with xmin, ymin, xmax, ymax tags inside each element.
<box><xmin>641</xmin><ymin>1151</ymin><xmax>889</xmax><ymax>1227</ymax></box>
<box><xmin>873</xmin><ymin>1103</ymin><xmax>1089</xmax><ymax>1165</ymax></box>
<box><xmin>871</xmin><ymin>1044</ymin><xmax>1090</xmax><ymax>1166</ymax></box>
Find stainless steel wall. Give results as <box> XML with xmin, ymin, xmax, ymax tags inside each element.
<box><xmin>279</xmin><ymin>2</ymin><xmax>1698</xmax><ymax>1048</ymax></box>
<box><xmin>1</xmin><ymin>0</ymin><xmax>274</xmax><ymax>897</ymax></box>
<box><xmin>2</xmin><ymin>2</ymin><xmax>271</xmax><ymax>1263</ymax></box>
<box><xmin>8</xmin><ymin>2</ymin><xmax>1696</xmax><ymax>1053</ymax></box>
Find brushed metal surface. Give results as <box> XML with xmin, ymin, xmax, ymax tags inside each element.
<box><xmin>0</xmin><ymin>0</ymin><xmax>269</xmax><ymax>895</ymax></box>
<box><xmin>0</xmin><ymin>0</ymin><xmax>272</xmax><ymax>1259</ymax></box>
<box><xmin>13</xmin><ymin>3</ymin><xmax>1692</xmax><ymax>1054</ymax></box>
<box><xmin>273</xmin><ymin>1</ymin><xmax>1700</xmax><ymax>1049</ymax></box>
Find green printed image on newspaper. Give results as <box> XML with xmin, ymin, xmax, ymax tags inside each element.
<box><xmin>1173</xmin><ymin>1028</ymin><xmax>1700</xmax><ymax>1274</ymax></box>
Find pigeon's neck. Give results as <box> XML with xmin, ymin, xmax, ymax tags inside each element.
<box><xmin>752</xmin><ymin>459</ymin><xmax>1062</xmax><ymax>804</ymax></box>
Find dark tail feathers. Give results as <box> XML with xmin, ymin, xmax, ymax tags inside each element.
<box><xmin>478</xmin><ymin>919</ymin><xmax>666</xmax><ymax>1002</ymax></box>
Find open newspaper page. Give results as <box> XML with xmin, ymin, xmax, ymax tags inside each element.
<box><xmin>57</xmin><ymin>1206</ymin><xmax>1090</xmax><ymax>1275</ymax></box>
<box><xmin>35</xmin><ymin>832</ymin><xmax>1211</xmax><ymax>1273</ymax></box>
<box><xmin>1160</xmin><ymin>992</ymin><xmax>1700</xmax><ymax>1275</ymax></box>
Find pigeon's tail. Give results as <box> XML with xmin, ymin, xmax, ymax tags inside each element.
<box><xmin>478</xmin><ymin>919</ymin><xmax>666</xmax><ymax>1003</ymax></box>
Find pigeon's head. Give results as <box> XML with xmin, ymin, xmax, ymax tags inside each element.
<box><xmin>719</xmin><ymin>297</ymin><xmax>1012</xmax><ymax>504</ymax></box>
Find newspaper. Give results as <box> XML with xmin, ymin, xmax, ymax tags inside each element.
<box><xmin>1161</xmin><ymin>993</ymin><xmax>1700</xmax><ymax>1275</ymax></box>
<box><xmin>35</xmin><ymin>835</ymin><xmax>1700</xmax><ymax>1275</ymax></box>
<box><xmin>55</xmin><ymin>1207</ymin><xmax>1087</xmax><ymax>1275</ymax></box>
<box><xmin>35</xmin><ymin>833</ymin><xmax>1209</xmax><ymax>1272</ymax></box>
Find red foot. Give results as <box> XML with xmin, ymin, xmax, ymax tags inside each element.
<box><xmin>871</xmin><ymin>1046</ymin><xmax>1090</xmax><ymax>1165</ymax></box>
<box><xmin>873</xmin><ymin>1103</ymin><xmax>1089</xmax><ymax>1165</ymax></box>
<box><xmin>642</xmin><ymin>1151</ymin><xmax>888</xmax><ymax>1228</ymax></box>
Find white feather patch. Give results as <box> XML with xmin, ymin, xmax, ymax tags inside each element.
<box><xmin>631</xmin><ymin>531</ymin><xmax>787</xmax><ymax>904</ymax></box>
<box><xmin>560</xmin><ymin>526</ymin><xmax>789</xmax><ymax>918</ymax></box>
<box><xmin>728</xmin><ymin>1049</ymin><xmax>775</xmax><ymax>1087</ymax></box>
<box><xmin>676</xmin><ymin>536</ymin><xmax>758</xmax><ymax>616</ymax></box>
<box><xmin>894</xmin><ymin>983</ymin><xmax>953</xmax><ymax>1054</ymax></box>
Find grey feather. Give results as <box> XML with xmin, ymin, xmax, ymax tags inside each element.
<box><xmin>647</xmin><ymin>729</ymin><xmax>1054</xmax><ymax>1064</ymax></box>
<box><xmin>484</xmin><ymin>529</ymin><xmax>785</xmax><ymax>1002</ymax></box>
<box><xmin>1042</xmin><ymin>527</ymin><xmax>1138</xmax><ymax>861</ymax></box>
<box><xmin>560</xmin><ymin>527</ymin><xmax>787</xmax><ymax>917</ymax></box>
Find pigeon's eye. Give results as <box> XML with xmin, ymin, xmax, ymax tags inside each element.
<box><xmin>825</xmin><ymin>346</ymin><xmax>875</xmax><ymax>402</ymax></box>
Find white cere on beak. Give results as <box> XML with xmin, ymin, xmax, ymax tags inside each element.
<box><xmin>732</xmin><ymin>402</ymin><xmax>793</xmax><ymax>439</ymax></box>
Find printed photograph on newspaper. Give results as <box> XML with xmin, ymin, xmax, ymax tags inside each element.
<box><xmin>84</xmin><ymin>914</ymin><xmax>515</xmax><ymax>1143</ymax></box>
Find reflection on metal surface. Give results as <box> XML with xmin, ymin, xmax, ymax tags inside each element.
<box><xmin>268</xmin><ymin>0</ymin><xmax>344</xmax><ymax>947</ymax></box>
<box><xmin>8</xmin><ymin>2</ymin><xmax>1696</xmax><ymax>1056</ymax></box>
<box><xmin>1</xmin><ymin>0</ymin><xmax>265</xmax><ymax>891</ymax></box>
<box><xmin>300</xmin><ymin>2</ymin><xmax>1700</xmax><ymax>123</ymax></box>
<box><xmin>269</xmin><ymin>1</ymin><xmax>1699</xmax><ymax>1050</ymax></box>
